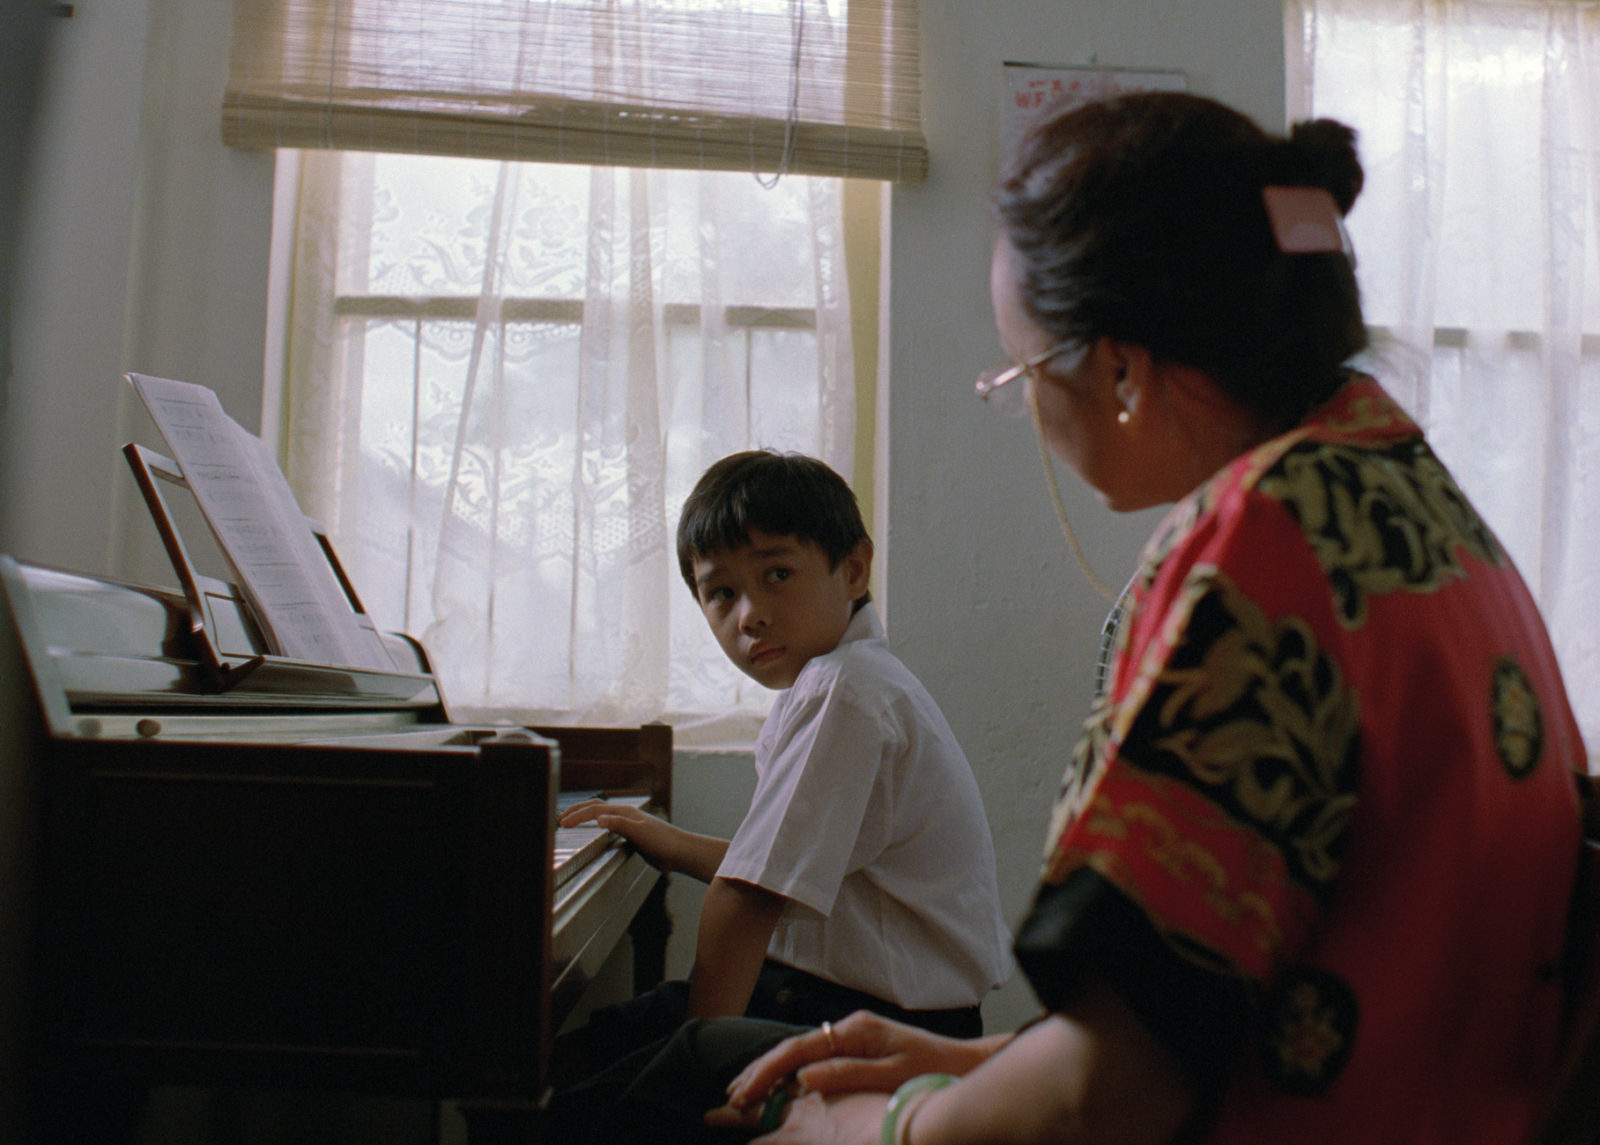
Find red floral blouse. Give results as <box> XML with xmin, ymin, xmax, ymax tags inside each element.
<box><xmin>1015</xmin><ymin>375</ymin><xmax>1585</xmax><ymax>1143</ymax></box>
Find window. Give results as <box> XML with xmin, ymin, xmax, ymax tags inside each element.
<box><xmin>228</xmin><ymin>0</ymin><xmax>925</xmax><ymax>739</ymax></box>
<box><xmin>274</xmin><ymin>152</ymin><xmax>871</xmax><ymax>736</ymax></box>
<box><xmin>1288</xmin><ymin>0</ymin><xmax>1600</xmax><ymax>752</ymax></box>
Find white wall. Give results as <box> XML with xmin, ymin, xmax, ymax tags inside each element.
<box><xmin>2</xmin><ymin>0</ymin><xmax>274</xmax><ymax>584</ymax></box>
<box><xmin>4</xmin><ymin>0</ymin><xmax>1286</xmax><ymax>1045</ymax></box>
<box><xmin>887</xmin><ymin>0</ymin><xmax>1285</xmax><ymax>1030</ymax></box>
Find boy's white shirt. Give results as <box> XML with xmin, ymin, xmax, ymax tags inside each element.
<box><xmin>716</xmin><ymin>602</ymin><xmax>1014</xmax><ymax>1010</ymax></box>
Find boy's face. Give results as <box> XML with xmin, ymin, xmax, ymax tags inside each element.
<box><xmin>690</xmin><ymin>528</ymin><xmax>871</xmax><ymax>690</ymax></box>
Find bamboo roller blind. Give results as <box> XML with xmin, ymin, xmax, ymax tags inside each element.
<box><xmin>223</xmin><ymin>0</ymin><xmax>929</xmax><ymax>182</ymax></box>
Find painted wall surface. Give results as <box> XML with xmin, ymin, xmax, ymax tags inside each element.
<box><xmin>3</xmin><ymin>0</ymin><xmax>1286</xmax><ymax>1063</ymax></box>
<box><xmin>3</xmin><ymin>0</ymin><xmax>275</xmax><ymax>585</ymax></box>
<box><xmin>887</xmin><ymin>0</ymin><xmax>1284</xmax><ymax>1031</ymax></box>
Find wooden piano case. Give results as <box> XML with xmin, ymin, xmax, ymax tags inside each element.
<box><xmin>0</xmin><ymin>557</ymin><xmax>672</xmax><ymax>1145</ymax></box>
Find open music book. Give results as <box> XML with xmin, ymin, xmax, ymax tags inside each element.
<box><xmin>124</xmin><ymin>372</ymin><xmax>396</xmax><ymax>674</ymax></box>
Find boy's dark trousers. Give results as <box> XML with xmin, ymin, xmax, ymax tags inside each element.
<box><xmin>545</xmin><ymin>960</ymin><xmax>981</xmax><ymax>1144</ymax></box>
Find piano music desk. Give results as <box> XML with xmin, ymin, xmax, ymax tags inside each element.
<box><xmin>0</xmin><ymin>557</ymin><xmax>673</xmax><ymax>1145</ymax></box>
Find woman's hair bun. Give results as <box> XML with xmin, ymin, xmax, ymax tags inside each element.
<box><xmin>993</xmin><ymin>93</ymin><xmax>1369</xmax><ymax>425</ymax></box>
<box><xmin>1286</xmin><ymin>119</ymin><xmax>1364</xmax><ymax>213</ymax></box>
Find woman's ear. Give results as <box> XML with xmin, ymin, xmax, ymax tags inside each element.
<box><xmin>1095</xmin><ymin>338</ymin><xmax>1154</xmax><ymax>423</ymax></box>
<box><xmin>1116</xmin><ymin>375</ymin><xmax>1139</xmax><ymax>416</ymax></box>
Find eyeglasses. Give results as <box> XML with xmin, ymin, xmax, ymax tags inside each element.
<box><xmin>974</xmin><ymin>341</ymin><xmax>1080</xmax><ymax>417</ymax></box>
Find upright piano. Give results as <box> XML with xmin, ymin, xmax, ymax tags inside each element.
<box><xmin>0</xmin><ymin>555</ymin><xmax>672</xmax><ymax>1145</ymax></box>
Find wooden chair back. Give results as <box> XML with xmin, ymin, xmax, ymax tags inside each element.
<box><xmin>1534</xmin><ymin>836</ymin><xmax>1600</xmax><ymax>1145</ymax></box>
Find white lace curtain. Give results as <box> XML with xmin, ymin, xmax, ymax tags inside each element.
<box><xmin>248</xmin><ymin>0</ymin><xmax>901</xmax><ymax>739</ymax></box>
<box><xmin>1287</xmin><ymin>0</ymin><xmax>1600</xmax><ymax>754</ymax></box>
<box><xmin>277</xmin><ymin>153</ymin><xmax>857</xmax><ymax>739</ymax></box>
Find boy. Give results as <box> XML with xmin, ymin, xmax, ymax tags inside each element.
<box><xmin>558</xmin><ymin>449</ymin><xmax>1010</xmax><ymax>1069</ymax></box>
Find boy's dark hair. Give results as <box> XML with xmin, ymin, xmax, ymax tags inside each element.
<box><xmin>676</xmin><ymin>450</ymin><xmax>870</xmax><ymax>598</ymax></box>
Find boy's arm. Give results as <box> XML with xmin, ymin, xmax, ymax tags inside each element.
<box><xmin>559</xmin><ymin>801</ymin><xmax>729</xmax><ymax>883</ymax></box>
<box><xmin>664</xmin><ymin>830</ymin><xmax>730</xmax><ymax>884</ymax></box>
<box><xmin>685</xmin><ymin>875</ymin><xmax>788</xmax><ymax>1019</ymax></box>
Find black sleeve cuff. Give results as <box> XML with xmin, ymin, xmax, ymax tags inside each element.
<box><xmin>1013</xmin><ymin>869</ymin><xmax>1258</xmax><ymax>1093</ymax></box>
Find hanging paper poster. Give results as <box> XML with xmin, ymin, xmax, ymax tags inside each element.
<box><xmin>1002</xmin><ymin>63</ymin><xmax>1187</xmax><ymax>158</ymax></box>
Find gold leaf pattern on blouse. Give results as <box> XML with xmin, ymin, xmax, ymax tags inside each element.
<box><xmin>1048</xmin><ymin>571</ymin><xmax>1359</xmax><ymax>901</ymax></box>
<box><xmin>1044</xmin><ymin>691</ymin><xmax>1113</xmax><ymax>869</ymax></box>
<box><xmin>1260</xmin><ymin>440</ymin><xmax>1505</xmax><ymax>628</ymax></box>
<box><xmin>1492</xmin><ymin>656</ymin><xmax>1544</xmax><ymax>780</ymax></box>
<box><xmin>1317</xmin><ymin>390</ymin><xmax>1412</xmax><ymax>437</ymax></box>
<box><xmin>1262</xmin><ymin>963</ymin><xmax>1359</xmax><ymax>1094</ymax></box>
<box><xmin>1143</xmin><ymin>574</ymin><xmax>1360</xmax><ymax>891</ymax></box>
<box><xmin>1092</xmin><ymin>803</ymin><xmax>1282</xmax><ymax>945</ymax></box>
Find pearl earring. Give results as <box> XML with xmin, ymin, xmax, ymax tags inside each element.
<box><xmin>1115</xmin><ymin>376</ymin><xmax>1137</xmax><ymax>426</ymax></box>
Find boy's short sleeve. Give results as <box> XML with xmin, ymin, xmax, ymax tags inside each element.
<box><xmin>719</xmin><ymin>659</ymin><xmax>897</xmax><ymax>919</ymax></box>
<box><xmin>712</xmin><ymin>601</ymin><xmax>1011</xmax><ymax>1010</ymax></box>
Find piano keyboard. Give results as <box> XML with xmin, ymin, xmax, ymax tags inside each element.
<box><xmin>554</xmin><ymin>825</ymin><xmax>611</xmax><ymax>886</ymax></box>
<box><xmin>553</xmin><ymin>790</ymin><xmax>652</xmax><ymax>888</ymax></box>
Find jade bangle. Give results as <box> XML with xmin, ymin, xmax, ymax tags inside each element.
<box><xmin>879</xmin><ymin>1073</ymin><xmax>956</xmax><ymax>1145</ymax></box>
<box><xmin>760</xmin><ymin>1084</ymin><xmax>796</xmax><ymax>1133</ymax></box>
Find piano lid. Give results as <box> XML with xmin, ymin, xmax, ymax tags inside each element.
<box><xmin>0</xmin><ymin>555</ymin><xmax>442</xmax><ymax>739</ymax></box>
<box><xmin>3</xmin><ymin>387</ymin><xmax>447</xmax><ymax>740</ymax></box>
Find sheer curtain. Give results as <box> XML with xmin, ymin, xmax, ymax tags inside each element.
<box><xmin>235</xmin><ymin>0</ymin><xmax>914</xmax><ymax>739</ymax></box>
<box><xmin>1287</xmin><ymin>0</ymin><xmax>1600</xmax><ymax>753</ymax></box>
<box><xmin>278</xmin><ymin>154</ymin><xmax>857</xmax><ymax>737</ymax></box>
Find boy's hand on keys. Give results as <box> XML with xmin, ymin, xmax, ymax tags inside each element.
<box><xmin>560</xmin><ymin>801</ymin><xmax>681</xmax><ymax>871</ymax></box>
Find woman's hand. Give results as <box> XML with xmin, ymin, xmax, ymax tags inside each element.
<box><xmin>711</xmin><ymin>983</ymin><xmax>1195</xmax><ymax>1145</ymax></box>
<box><xmin>707</xmin><ymin>1091</ymin><xmax>889</xmax><ymax>1145</ymax></box>
<box><xmin>716</xmin><ymin>1011</ymin><xmax>1006</xmax><ymax>1116</ymax></box>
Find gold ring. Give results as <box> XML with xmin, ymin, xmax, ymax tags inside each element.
<box><xmin>822</xmin><ymin>1020</ymin><xmax>837</xmax><ymax>1055</ymax></box>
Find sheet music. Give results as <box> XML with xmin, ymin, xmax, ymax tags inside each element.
<box><xmin>126</xmin><ymin>373</ymin><xmax>395</xmax><ymax>672</ymax></box>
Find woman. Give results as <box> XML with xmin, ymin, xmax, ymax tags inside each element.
<box><xmin>695</xmin><ymin>91</ymin><xmax>1588</xmax><ymax>1145</ymax></box>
